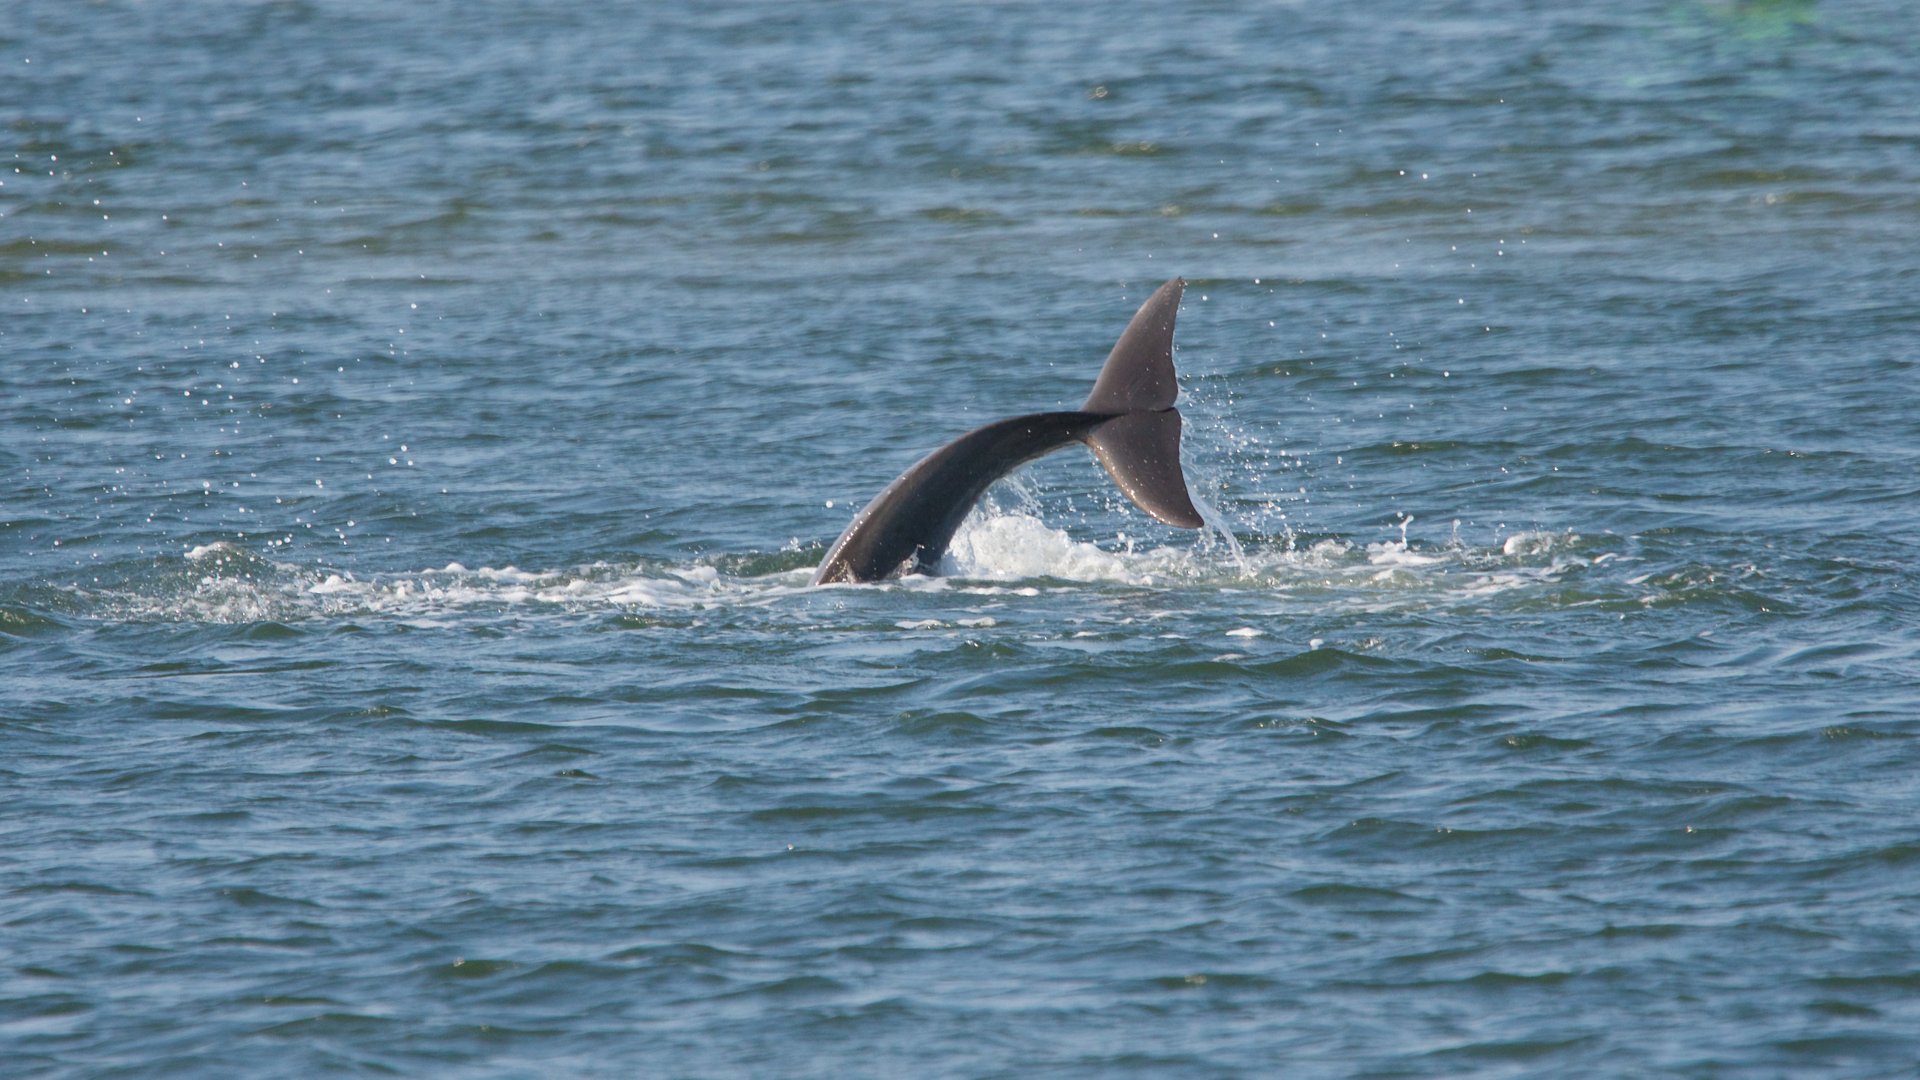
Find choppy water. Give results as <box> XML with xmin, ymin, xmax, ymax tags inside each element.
<box><xmin>6</xmin><ymin>1</ymin><xmax>1920</xmax><ymax>1075</ymax></box>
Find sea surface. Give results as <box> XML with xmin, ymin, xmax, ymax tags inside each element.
<box><xmin>5</xmin><ymin>1</ymin><xmax>1919</xmax><ymax>1076</ymax></box>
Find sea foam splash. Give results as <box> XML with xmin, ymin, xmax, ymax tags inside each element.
<box><xmin>53</xmin><ymin>514</ymin><xmax>1611</xmax><ymax>625</ymax></box>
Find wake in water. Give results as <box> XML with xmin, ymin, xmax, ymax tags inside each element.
<box><xmin>6</xmin><ymin>510</ymin><xmax>1648</xmax><ymax>626</ymax></box>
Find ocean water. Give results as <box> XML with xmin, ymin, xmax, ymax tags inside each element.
<box><xmin>5</xmin><ymin>0</ymin><xmax>1920</xmax><ymax>1075</ymax></box>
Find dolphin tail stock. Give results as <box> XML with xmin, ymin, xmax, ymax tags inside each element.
<box><xmin>809</xmin><ymin>410</ymin><xmax>1105</xmax><ymax>585</ymax></box>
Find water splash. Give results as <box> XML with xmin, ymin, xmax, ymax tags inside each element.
<box><xmin>1189</xmin><ymin>487</ymin><xmax>1251</xmax><ymax>574</ymax></box>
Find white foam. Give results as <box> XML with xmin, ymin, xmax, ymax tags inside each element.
<box><xmin>308</xmin><ymin>574</ymin><xmax>355</xmax><ymax>595</ymax></box>
<box><xmin>944</xmin><ymin>513</ymin><xmax>1146</xmax><ymax>583</ymax></box>
<box><xmin>1502</xmin><ymin>530</ymin><xmax>1572</xmax><ymax>557</ymax></box>
<box><xmin>1366</xmin><ymin>540</ymin><xmax>1445</xmax><ymax>568</ymax></box>
<box><xmin>92</xmin><ymin>506</ymin><xmax>1611</xmax><ymax>625</ymax></box>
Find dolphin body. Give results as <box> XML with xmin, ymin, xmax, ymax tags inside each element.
<box><xmin>812</xmin><ymin>277</ymin><xmax>1204</xmax><ymax>585</ymax></box>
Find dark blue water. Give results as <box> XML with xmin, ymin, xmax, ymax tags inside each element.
<box><xmin>6</xmin><ymin>1</ymin><xmax>1920</xmax><ymax>1075</ymax></box>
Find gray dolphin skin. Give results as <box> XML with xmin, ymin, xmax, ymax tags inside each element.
<box><xmin>812</xmin><ymin>277</ymin><xmax>1204</xmax><ymax>585</ymax></box>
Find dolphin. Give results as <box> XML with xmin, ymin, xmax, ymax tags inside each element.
<box><xmin>812</xmin><ymin>276</ymin><xmax>1204</xmax><ymax>585</ymax></box>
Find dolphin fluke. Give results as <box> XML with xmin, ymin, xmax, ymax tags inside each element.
<box><xmin>1082</xmin><ymin>277</ymin><xmax>1185</xmax><ymax>413</ymax></box>
<box><xmin>811</xmin><ymin>276</ymin><xmax>1203</xmax><ymax>585</ymax></box>
<box><xmin>1085</xmin><ymin>409</ymin><xmax>1203</xmax><ymax>528</ymax></box>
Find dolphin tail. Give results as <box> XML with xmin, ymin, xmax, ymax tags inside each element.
<box><xmin>809</xmin><ymin>275</ymin><xmax>1204</xmax><ymax>586</ymax></box>
<box><xmin>1080</xmin><ymin>277</ymin><xmax>1204</xmax><ymax>529</ymax></box>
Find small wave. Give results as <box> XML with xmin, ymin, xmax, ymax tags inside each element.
<box><xmin>44</xmin><ymin>546</ymin><xmax>815</xmax><ymax>625</ymax></box>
